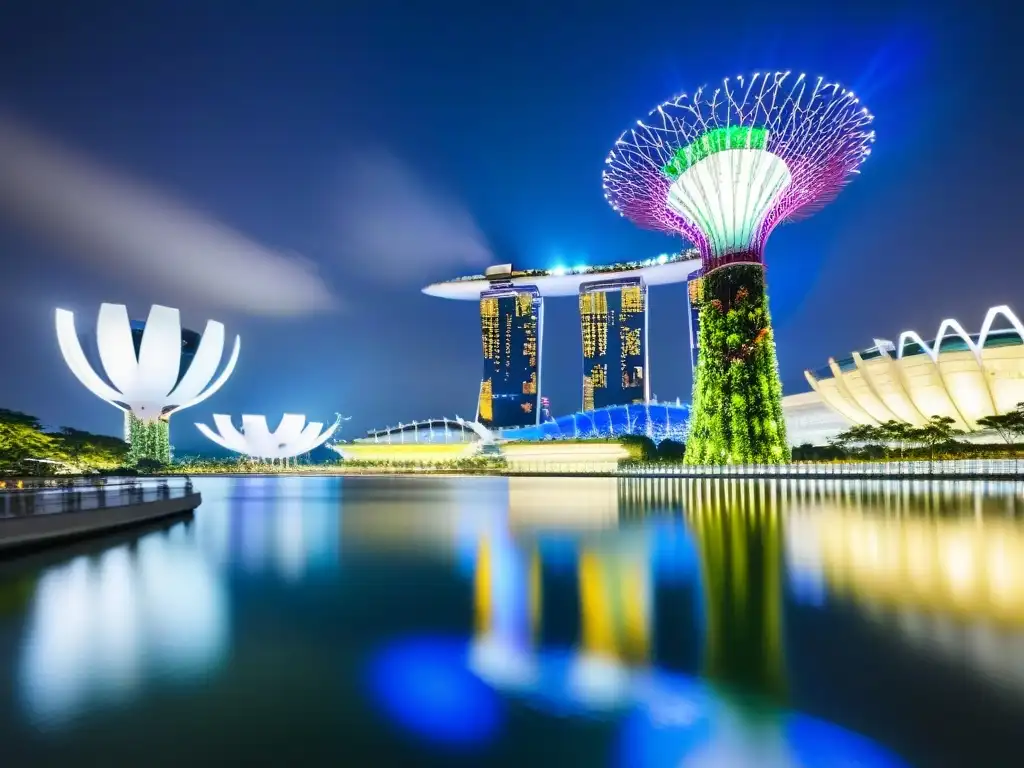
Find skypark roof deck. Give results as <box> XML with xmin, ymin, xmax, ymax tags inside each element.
<box><xmin>423</xmin><ymin>250</ymin><xmax>702</xmax><ymax>300</ymax></box>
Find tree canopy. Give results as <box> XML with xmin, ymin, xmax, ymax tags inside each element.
<box><xmin>0</xmin><ymin>409</ymin><xmax>128</xmax><ymax>474</ymax></box>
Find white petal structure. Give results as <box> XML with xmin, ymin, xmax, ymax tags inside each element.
<box><xmin>805</xmin><ymin>305</ymin><xmax>1024</xmax><ymax>432</ymax></box>
<box><xmin>196</xmin><ymin>414</ymin><xmax>342</xmax><ymax>460</ymax></box>
<box><xmin>55</xmin><ymin>303</ymin><xmax>240</xmax><ymax>422</ymax></box>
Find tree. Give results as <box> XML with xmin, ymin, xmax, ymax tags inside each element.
<box><xmin>619</xmin><ymin>434</ymin><xmax>658</xmax><ymax>462</ymax></box>
<box><xmin>829</xmin><ymin>424</ymin><xmax>879</xmax><ymax>456</ymax></box>
<box><xmin>910</xmin><ymin>415</ymin><xmax>962</xmax><ymax>469</ymax></box>
<box><xmin>0</xmin><ymin>409</ymin><xmax>58</xmax><ymax>473</ymax></box>
<box><xmin>134</xmin><ymin>458</ymin><xmax>167</xmax><ymax>475</ymax></box>
<box><xmin>879</xmin><ymin>420</ymin><xmax>914</xmax><ymax>468</ymax></box>
<box><xmin>53</xmin><ymin>427</ymin><xmax>130</xmax><ymax>471</ymax></box>
<box><xmin>0</xmin><ymin>409</ymin><xmax>131</xmax><ymax>475</ymax></box>
<box><xmin>657</xmin><ymin>439</ymin><xmax>687</xmax><ymax>462</ymax></box>
<box><xmin>976</xmin><ymin>406</ymin><xmax>1024</xmax><ymax>471</ymax></box>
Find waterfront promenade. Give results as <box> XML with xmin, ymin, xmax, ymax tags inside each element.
<box><xmin>0</xmin><ymin>477</ymin><xmax>201</xmax><ymax>553</ymax></box>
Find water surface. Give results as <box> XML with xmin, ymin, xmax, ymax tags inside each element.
<box><xmin>1</xmin><ymin>475</ymin><xmax>1023</xmax><ymax>766</ymax></box>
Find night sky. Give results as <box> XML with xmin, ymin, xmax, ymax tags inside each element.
<box><xmin>0</xmin><ymin>0</ymin><xmax>1015</xmax><ymax>450</ymax></box>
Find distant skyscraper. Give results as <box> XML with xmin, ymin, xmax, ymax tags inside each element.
<box><xmin>477</xmin><ymin>285</ymin><xmax>543</xmax><ymax>429</ymax></box>
<box><xmin>579</xmin><ymin>278</ymin><xmax>649</xmax><ymax>411</ymax></box>
<box><xmin>686</xmin><ymin>268</ymin><xmax>701</xmax><ymax>376</ymax></box>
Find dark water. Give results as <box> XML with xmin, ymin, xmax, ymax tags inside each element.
<box><xmin>2</xmin><ymin>476</ymin><xmax>1024</xmax><ymax>767</ymax></box>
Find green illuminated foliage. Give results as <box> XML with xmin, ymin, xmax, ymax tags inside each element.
<box><xmin>0</xmin><ymin>409</ymin><xmax>130</xmax><ymax>473</ymax></box>
<box><xmin>126</xmin><ymin>414</ymin><xmax>171</xmax><ymax>466</ymax></box>
<box><xmin>684</xmin><ymin>265</ymin><xmax>789</xmax><ymax>465</ymax></box>
<box><xmin>0</xmin><ymin>410</ymin><xmax>58</xmax><ymax>472</ymax></box>
<box><xmin>662</xmin><ymin>126</ymin><xmax>769</xmax><ymax>180</ymax></box>
<box><xmin>55</xmin><ymin>427</ymin><xmax>130</xmax><ymax>471</ymax></box>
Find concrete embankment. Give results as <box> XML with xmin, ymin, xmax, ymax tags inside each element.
<box><xmin>0</xmin><ymin>492</ymin><xmax>202</xmax><ymax>554</ymax></box>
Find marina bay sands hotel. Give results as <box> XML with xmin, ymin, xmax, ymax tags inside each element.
<box><xmin>423</xmin><ymin>250</ymin><xmax>703</xmax><ymax>430</ymax></box>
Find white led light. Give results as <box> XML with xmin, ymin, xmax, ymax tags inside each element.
<box><xmin>666</xmin><ymin>149</ymin><xmax>792</xmax><ymax>257</ymax></box>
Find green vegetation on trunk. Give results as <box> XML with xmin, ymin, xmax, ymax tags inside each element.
<box><xmin>126</xmin><ymin>414</ymin><xmax>171</xmax><ymax>465</ymax></box>
<box><xmin>685</xmin><ymin>264</ymin><xmax>789</xmax><ymax>465</ymax></box>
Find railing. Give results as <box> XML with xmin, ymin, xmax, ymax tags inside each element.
<box><xmin>615</xmin><ymin>459</ymin><xmax>1024</xmax><ymax>479</ymax></box>
<box><xmin>0</xmin><ymin>477</ymin><xmax>195</xmax><ymax>519</ymax></box>
<box><xmin>329</xmin><ymin>458</ymin><xmax>1024</xmax><ymax>479</ymax></box>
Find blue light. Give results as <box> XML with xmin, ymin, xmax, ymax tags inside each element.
<box><xmin>615</xmin><ymin>668</ymin><xmax>910</xmax><ymax>767</ymax></box>
<box><xmin>535</xmin><ymin>535</ymin><xmax>579</xmax><ymax>575</ymax></box>
<box><xmin>550</xmin><ymin>265</ymin><xmax>567</xmax><ymax>276</ymax></box>
<box><xmin>657</xmin><ymin>254</ymin><xmax>669</xmax><ymax>264</ymax></box>
<box><xmin>366</xmin><ymin>636</ymin><xmax>503</xmax><ymax>748</ymax></box>
<box><xmin>614</xmin><ymin>669</ymin><xmax>720</xmax><ymax>768</ymax></box>
<box><xmin>786</xmin><ymin>714</ymin><xmax>910</xmax><ymax>767</ymax></box>
<box><xmin>500</xmin><ymin>402</ymin><xmax>691</xmax><ymax>445</ymax></box>
<box><xmin>650</xmin><ymin>521</ymin><xmax>699</xmax><ymax>584</ymax></box>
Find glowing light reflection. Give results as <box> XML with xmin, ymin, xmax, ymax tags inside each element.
<box><xmin>367</xmin><ymin>636</ymin><xmax>503</xmax><ymax>747</ymax></box>
<box><xmin>18</xmin><ymin>529</ymin><xmax>228</xmax><ymax>727</ymax></box>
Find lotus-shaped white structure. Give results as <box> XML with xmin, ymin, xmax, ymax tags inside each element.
<box><xmin>56</xmin><ymin>303</ymin><xmax>240</xmax><ymax>462</ymax></box>
<box><xmin>805</xmin><ymin>305</ymin><xmax>1024</xmax><ymax>432</ymax></box>
<box><xmin>196</xmin><ymin>414</ymin><xmax>342</xmax><ymax>461</ymax></box>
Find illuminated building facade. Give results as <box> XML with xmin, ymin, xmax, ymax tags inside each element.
<box><xmin>477</xmin><ymin>285</ymin><xmax>543</xmax><ymax>429</ymax></box>
<box><xmin>806</xmin><ymin>305</ymin><xmax>1024</xmax><ymax>432</ymax></box>
<box><xmin>686</xmin><ymin>268</ymin><xmax>701</xmax><ymax>375</ymax></box>
<box><xmin>579</xmin><ymin>278</ymin><xmax>649</xmax><ymax>411</ymax></box>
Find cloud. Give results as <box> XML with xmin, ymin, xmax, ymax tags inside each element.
<box><xmin>334</xmin><ymin>150</ymin><xmax>493</xmax><ymax>283</ymax></box>
<box><xmin>0</xmin><ymin>115</ymin><xmax>339</xmax><ymax>317</ymax></box>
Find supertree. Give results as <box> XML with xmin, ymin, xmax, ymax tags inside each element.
<box><xmin>603</xmin><ymin>71</ymin><xmax>874</xmax><ymax>464</ymax></box>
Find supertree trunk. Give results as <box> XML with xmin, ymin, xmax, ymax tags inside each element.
<box><xmin>685</xmin><ymin>263</ymin><xmax>789</xmax><ymax>465</ymax></box>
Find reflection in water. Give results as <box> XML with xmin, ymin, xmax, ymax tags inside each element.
<box><xmin>194</xmin><ymin>477</ymin><xmax>340</xmax><ymax>578</ymax></box>
<box><xmin>686</xmin><ymin>480</ymin><xmax>785</xmax><ymax>699</ymax></box>
<box><xmin>790</xmin><ymin>499</ymin><xmax>1024</xmax><ymax>626</ymax></box>
<box><xmin>508</xmin><ymin>476</ymin><xmax>620</xmax><ymax>529</ymax></box>
<box><xmin>365</xmin><ymin>476</ymin><xmax>1023</xmax><ymax>764</ymax></box>
<box><xmin>468</xmin><ymin>480</ymin><xmax>657</xmax><ymax>712</ymax></box>
<box><xmin>369</xmin><ymin>637</ymin><xmax>504</xmax><ymax>747</ymax></box>
<box><xmin>6</xmin><ymin>475</ymin><xmax>1022</xmax><ymax>764</ymax></box>
<box><xmin>17</xmin><ymin>523</ymin><xmax>228</xmax><ymax>727</ymax></box>
<box><xmin>618</xmin><ymin>670</ymin><xmax>907</xmax><ymax>768</ymax></box>
<box><xmin>578</xmin><ymin>537</ymin><xmax>650</xmax><ymax>663</ymax></box>
<box><xmin>785</xmin><ymin>479</ymin><xmax>1024</xmax><ymax>698</ymax></box>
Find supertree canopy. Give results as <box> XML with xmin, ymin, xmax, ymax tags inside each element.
<box><xmin>603</xmin><ymin>71</ymin><xmax>874</xmax><ymax>464</ymax></box>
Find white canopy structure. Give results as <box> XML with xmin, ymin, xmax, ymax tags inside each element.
<box><xmin>55</xmin><ymin>303</ymin><xmax>240</xmax><ymax>463</ymax></box>
<box><xmin>196</xmin><ymin>414</ymin><xmax>342</xmax><ymax>461</ymax></box>
<box><xmin>56</xmin><ymin>303</ymin><xmax>239</xmax><ymax>421</ymax></box>
<box><xmin>805</xmin><ymin>305</ymin><xmax>1024</xmax><ymax>433</ymax></box>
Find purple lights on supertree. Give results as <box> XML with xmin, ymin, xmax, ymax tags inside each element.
<box><xmin>602</xmin><ymin>71</ymin><xmax>874</xmax><ymax>270</ymax></box>
<box><xmin>602</xmin><ymin>71</ymin><xmax>876</xmax><ymax>465</ymax></box>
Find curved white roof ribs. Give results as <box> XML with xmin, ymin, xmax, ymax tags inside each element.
<box><xmin>807</xmin><ymin>306</ymin><xmax>1024</xmax><ymax>432</ymax></box>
